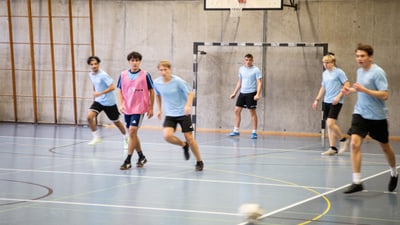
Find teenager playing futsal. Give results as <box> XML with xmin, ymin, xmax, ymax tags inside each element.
<box><xmin>312</xmin><ymin>53</ymin><xmax>350</xmax><ymax>155</ymax></box>
<box><xmin>86</xmin><ymin>56</ymin><xmax>129</xmax><ymax>148</ymax></box>
<box><xmin>153</xmin><ymin>60</ymin><xmax>204</xmax><ymax>171</ymax></box>
<box><xmin>118</xmin><ymin>51</ymin><xmax>155</xmax><ymax>170</ymax></box>
<box><xmin>229</xmin><ymin>53</ymin><xmax>262</xmax><ymax>139</ymax></box>
<box><xmin>342</xmin><ymin>43</ymin><xmax>398</xmax><ymax>194</ymax></box>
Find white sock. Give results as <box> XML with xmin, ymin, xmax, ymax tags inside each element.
<box><xmin>92</xmin><ymin>131</ymin><xmax>99</xmax><ymax>138</ymax></box>
<box><xmin>352</xmin><ymin>173</ymin><xmax>361</xmax><ymax>184</ymax></box>
<box><xmin>233</xmin><ymin>127</ymin><xmax>239</xmax><ymax>132</ymax></box>
<box><xmin>390</xmin><ymin>167</ymin><xmax>398</xmax><ymax>177</ymax></box>
<box><xmin>252</xmin><ymin>130</ymin><xmax>256</xmax><ymax>134</ymax></box>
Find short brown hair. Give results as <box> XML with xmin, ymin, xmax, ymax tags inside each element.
<box><xmin>127</xmin><ymin>51</ymin><xmax>142</xmax><ymax>61</ymax></box>
<box><xmin>87</xmin><ymin>56</ymin><xmax>100</xmax><ymax>65</ymax></box>
<box><xmin>355</xmin><ymin>43</ymin><xmax>374</xmax><ymax>56</ymax></box>
<box><xmin>244</xmin><ymin>53</ymin><xmax>253</xmax><ymax>59</ymax></box>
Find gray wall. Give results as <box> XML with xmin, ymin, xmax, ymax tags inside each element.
<box><xmin>1</xmin><ymin>0</ymin><xmax>399</xmax><ymax>136</ymax></box>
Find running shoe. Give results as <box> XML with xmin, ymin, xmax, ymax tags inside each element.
<box><xmin>120</xmin><ymin>162</ymin><xmax>132</xmax><ymax>170</ymax></box>
<box><xmin>136</xmin><ymin>156</ymin><xmax>147</xmax><ymax>168</ymax></box>
<box><xmin>343</xmin><ymin>183</ymin><xmax>364</xmax><ymax>194</ymax></box>
<box><xmin>229</xmin><ymin>131</ymin><xmax>240</xmax><ymax>136</ymax></box>
<box><xmin>388</xmin><ymin>175</ymin><xmax>398</xmax><ymax>192</ymax></box>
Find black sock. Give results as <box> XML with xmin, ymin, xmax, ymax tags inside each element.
<box><xmin>339</xmin><ymin>137</ymin><xmax>347</xmax><ymax>142</ymax></box>
<box><xmin>125</xmin><ymin>154</ymin><xmax>132</xmax><ymax>163</ymax></box>
<box><xmin>330</xmin><ymin>146</ymin><xmax>338</xmax><ymax>151</ymax></box>
<box><xmin>137</xmin><ymin>151</ymin><xmax>144</xmax><ymax>158</ymax></box>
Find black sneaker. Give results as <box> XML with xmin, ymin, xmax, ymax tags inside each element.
<box><xmin>343</xmin><ymin>183</ymin><xmax>364</xmax><ymax>194</ymax></box>
<box><xmin>183</xmin><ymin>142</ymin><xmax>190</xmax><ymax>160</ymax></box>
<box><xmin>120</xmin><ymin>162</ymin><xmax>132</xmax><ymax>170</ymax></box>
<box><xmin>388</xmin><ymin>175</ymin><xmax>398</xmax><ymax>192</ymax></box>
<box><xmin>195</xmin><ymin>161</ymin><xmax>204</xmax><ymax>171</ymax></box>
<box><xmin>136</xmin><ymin>156</ymin><xmax>147</xmax><ymax>168</ymax></box>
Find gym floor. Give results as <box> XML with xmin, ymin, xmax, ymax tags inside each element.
<box><xmin>0</xmin><ymin>123</ymin><xmax>399</xmax><ymax>225</ymax></box>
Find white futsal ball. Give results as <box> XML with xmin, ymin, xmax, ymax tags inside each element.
<box><xmin>239</xmin><ymin>203</ymin><xmax>263</xmax><ymax>221</ymax></box>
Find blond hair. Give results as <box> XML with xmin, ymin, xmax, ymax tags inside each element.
<box><xmin>157</xmin><ymin>60</ymin><xmax>171</xmax><ymax>69</ymax></box>
<box><xmin>322</xmin><ymin>54</ymin><xmax>336</xmax><ymax>65</ymax></box>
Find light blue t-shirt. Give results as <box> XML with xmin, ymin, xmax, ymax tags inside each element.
<box><xmin>238</xmin><ymin>65</ymin><xmax>262</xmax><ymax>94</ymax></box>
<box><xmin>322</xmin><ymin>67</ymin><xmax>348</xmax><ymax>104</ymax></box>
<box><xmin>354</xmin><ymin>64</ymin><xmax>388</xmax><ymax>120</ymax></box>
<box><xmin>153</xmin><ymin>75</ymin><xmax>191</xmax><ymax>117</ymax></box>
<box><xmin>89</xmin><ymin>69</ymin><xmax>116</xmax><ymax>106</ymax></box>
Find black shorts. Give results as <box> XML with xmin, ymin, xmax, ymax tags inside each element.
<box><xmin>89</xmin><ymin>101</ymin><xmax>120</xmax><ymax>121</ymax></box>
<box><xmin>163</xmin><ymin>115</ymin><xmax>194</xmax><ymax>133</ymax></box>
<box><xmin>322</xmin><ymin>102</ymin><xmax>343</xmax><ymax>120</ymax></box>
<box><xmin>236</xmin><ymin>92</ymin><xmax>257</xmax><ymax>109</ymax></box>
<box><xmin>349</xmin><ymin>114</ymin><xmax>389</xmax><ymax>143</ymax></box>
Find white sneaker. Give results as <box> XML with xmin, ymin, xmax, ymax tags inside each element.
<box><xmin>338</xmin><ymin>138</ymin><xmax>350</xmax><ymax>154</ymax></box>
<box><xmin>321</xmin><ymin>148</ymin><xmax>337</xmax><ymax>156</ymax></box>
<box><xmin>123</xmin><ymin>138</ymin><xmax>129</xmax><ymax>149</ymax></box>
<box><xmin>88</xmin><ymin>137</ymin><xmax>101</xmax><ymax>146</ymax></box>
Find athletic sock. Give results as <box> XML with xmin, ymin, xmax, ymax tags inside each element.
<box><xmin>92</xmin><ymin>131</ymin><xmax>99</xmax><ymax>138</ymax></box>
<box><xmin>339</xmin><ymin>137</ymin><xmax>346</xmax><ymax>142</ymax></box>
<box><xmin>123</xmin><ymin>134</ymin><xmax>128</xmax><ymax>142</ymax></box>
<box><xmin>125</xmin><ymin>154</ymin><xmax>132</xmax><ymax>163</ymax></box>
<box><xmin>252</xmin><ymin>130</ymin><xmax>256</xmax><ymax>134</ymax></box>
<box><xmin>233</xmin><ymin>127</ymin><xmax>239</xmax><ymax>132</ymax></box>
<box><xmin>390</xmin><ymin>167</ymin><xmax>398</xmax><ymax>177</ymax></box>
<box><xmin>137</xmin><ymin>151</ymin><xmax>144</xmax><ymax>158</ymax></box>
<box><xmin>352</xmin><ymin>173</ymin><xmax>361</xmax><ymax>184</ymax></box>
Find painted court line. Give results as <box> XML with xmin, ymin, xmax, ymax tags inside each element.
<box><xmin>0</xmin><ymin>197</ymin><xmax>240</xmax><ymax>217</ymax></box>
<box><xmin>0</xmin><ymin>168</ymin><xmax>333</xmax><ymax>190</ymax></box>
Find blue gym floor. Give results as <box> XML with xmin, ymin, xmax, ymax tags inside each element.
<box><xmin>0</xmin><ymin>123</ymin><xmax>399</xmax><ymax>225</ymax></box>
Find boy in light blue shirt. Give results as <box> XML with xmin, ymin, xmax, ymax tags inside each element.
<box><xmin>229</xmin><ymin>53</ymin><xmax>262</xmax><ymax>139</ymax></box>
<box><xmin>312</xmin><ymin>53</ymin><xmax>350</xmax><ymax>156</ymax></box>
<box><xmin>86</xmin><ymin>56</ymin><xmax>128</xmax><ymax>148</ymax></box>
<box><xmin>342</xmin><ymin>43</ymin><xmax>398</xmax><ymax>194</ymax></box>
<box><xmin>154</xmin><ymin>60</ymin><xmax>204</xmax><ymax>171</ymax></box>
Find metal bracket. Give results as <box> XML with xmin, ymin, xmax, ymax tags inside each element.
<box><xmin>283</xmin><ymin>0</ymin><xmax>298</xmax><ymax>11</ymax></box>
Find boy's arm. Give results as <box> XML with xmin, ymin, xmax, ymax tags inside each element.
<box><xmin>184</xmin><ymin>91</ymin><xmax>194</xmax><ymax>115</ymax></box>
<box><xmin>156</xmin><ymin>94</ymin><xmax>162</xmax><ymax>120</ymax></box>
<box><xmin>230</xmin><ymin>78</ymin><xmax>242</xmax><ymax>99</ymax></box>
<box><xmin>118</xmin><ymin>89</ymin><xmax>125</xmax><ymax>113</ymax></box>
<box><xmin>147</xmin><ymin>89</ymin><xmax>155</xmax><ymax>118</ymax></box>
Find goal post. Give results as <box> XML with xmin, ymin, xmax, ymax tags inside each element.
<box><xmin>192</xmin><ymin>42</ymin><xmax>328</xmax><ymax>145</ymax></box>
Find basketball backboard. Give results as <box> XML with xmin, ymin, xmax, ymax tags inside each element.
<box><xmin>204</xmin><ymin>0</ymin><xmax>283</xmax><ymax>10</ymax></box>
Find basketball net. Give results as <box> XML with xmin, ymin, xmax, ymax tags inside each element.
<box><xmin>230</xmin><ymin>0</ymin><xmax>246</xmax><ymax>18</ymax></box>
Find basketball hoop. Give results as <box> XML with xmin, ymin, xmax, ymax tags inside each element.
<box><xmin>230</xmin><ymin>0</ymin><xmax>246</xmax><ymax>18</ymax></box>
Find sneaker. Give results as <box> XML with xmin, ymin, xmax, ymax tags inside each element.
<box><xmin>88</xmin><ymin>137</ymin><xmax>101</xmax><ymax>146</ymax></box>
<box><xmin>343</xmin><ymin>183</ymin><xmax>364</xmax><ymax>194</ymax></box>
<box><xmin>321</xmin><ymin>148</ymin><xmax>337</xmax><ymax>156</ymax></box>
<box><xmin>388</xmin><ymin>175</ymin><xmax>398</xmax><ymax>192</ymax></box>
<box><xmin>123</xmin><ymin>138</ymin><xmax>129</xmax><ymax>149</ymax></box>
<box><xmin>229</xmin><ymin>131</ymin><xmax>240</xmax><ymax>136</ymax></box>
<box><xmin>120</xmin><ymin>162</ymin><xmax>132</xmax><ymax>170</ymax></box>
<box><xmin>195</xmin><ymin>161</ymin><xmax>204</xmax><ymax>171</ymax></box>
<box><xmin>183</xmin><ymin>142</ymin><xmax>190</xmax><ymax>160</ymax></box>
<box><xmin>338</xmin><ymin>138</ymin><xmax>350</xmax><ymax>154</ymax></box>
<box><xmin>251</xmin><ymin>133</ymin><xmax>258</xmax><ymax>139</ymax></box>
<box><xmin>136</xmin><ymin>156</ymin><xmax>147</xmax><ymax>168</ymax></box>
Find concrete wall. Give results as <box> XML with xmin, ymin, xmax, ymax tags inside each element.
<box><xmin>1</xmin><ymin>0</ymin><xmax>399</xmax><ymax>136</ymax></box>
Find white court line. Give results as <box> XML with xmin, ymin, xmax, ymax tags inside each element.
<box><xmin>236</xmin><ymin>166</ymin><xmax>400</xmax><ymax>225</ymax></box>
<box><xmin>0</xmin><ymin>168</ymin><xmax>333</xmax><ymax>190</ymax></box>
<box><xmin>0</xmin><ymin>197</ymin><xmax>239</xmax><ymax>217</ymax></box>
<box><xmin>0</xmin><ymin>135</ymin><xmax>392</xmax><ymax>157</ymax></box>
